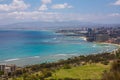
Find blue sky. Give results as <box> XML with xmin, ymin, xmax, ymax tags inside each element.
<box><xmin>0</xmin><ymin>0</ymin><xmax>120</xmax><ymax>24</ymax></box>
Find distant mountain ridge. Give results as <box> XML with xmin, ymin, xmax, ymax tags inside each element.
<box><xmin>0</xmin><ymin>21</ymin><xmax>120</xmax><ymax>30</ymax></box>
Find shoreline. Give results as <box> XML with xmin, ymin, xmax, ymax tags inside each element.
<box><xmin>93</xmin><ymin>42</ymin><xmax>120</xmax><ymax>55</ymax></box>
<box><xmin>1</xmin><ymin>50</ymin><xmax>119</xmax><ymax>67</ymax></box>
<box><xmin>95</xmin><ymin>42</ymin><xmax>120</xmax><ymax>47</ymax></box>
<box><xmin>0</xmin><ymin>30</ymin><xmax>119</xmax><ymax>66</ymax></box>
<box><xmin>0</xmin><ymin>41</ymin><xmax>119</xmax><ymax>67</ymax></box>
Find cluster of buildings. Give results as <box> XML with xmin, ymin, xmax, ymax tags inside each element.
<box><xmin>86</xmin><ymin>27</ymin><xmax>120</xmax><ymax>44</ymax></box>
<box><xmin>56</xmin><ymin>27</ymin><xmax>120</xmax><ymax>44</ymax></box>
<box><xmin>0</xmin><ymin>64</ymin><xmax>16</xmax><ymax>79</ymax></box>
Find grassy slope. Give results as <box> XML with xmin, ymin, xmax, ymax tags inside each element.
<box><xmin>9</xmin><ymin>63</ymin><xmax>110</xmax><ymax>80</ymax></box>
<box><xmin>47</xmin><ymin>63</ymin><xmax>110</xmax><ymax>80</ymax></box>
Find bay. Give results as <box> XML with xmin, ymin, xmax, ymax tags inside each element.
<box><xmin>0</xmin><ymin>30</ymin><xmax>118</xmax><ymax>66</ymax></box>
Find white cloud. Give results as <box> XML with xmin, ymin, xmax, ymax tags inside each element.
<box><xmin>0</xmin><ymin>12</ymin><xmax>106</xmax><ymax>21</ymax></box>
<box><xmin>41</xmin><ymin>0</ymin><xmax>51</xmax><ymax>4</ymax></box>
<box><xmin>0</xmin><ymin>0</ymin><xmax>30</xmax><ymax>11</ymax></box>
<box><xmin>112</xmin><ymin>0</ymin><xmax>120</xmax><ymax>5</ymax></box>
<box><xmin>4</xmin><ymin>12</ymin><xmax>112</xmax><ymax>23</ymax></box>
<box><xmin>2</xmin><ymin>11</ymin><xmax>83</xmax><ymax>22</ymax></box>
<box><xmin>51</xmin><ymin>3</ymin><xmax>73</xmax><ymax>9</ymax></box>
<box><xmin>39</xmin><ymin>0</ymin><xmax>52</xmax><ymax>11</ymax></box>
<box><xmin>109</xmin><ymin>13</ymin><xmax>120</xmax><ymax>16</ymax></box>
<box><xmin>0</xmin><ymin>11</ymin><xmax>120</xmax><ymax>24</ymax></box>
<box><xmin>39</xmin><ymin>4</ymin><xmax>48</xmax><ymax>11</ymax></box>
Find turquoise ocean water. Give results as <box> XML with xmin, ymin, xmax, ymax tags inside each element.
<box><xmin>0</xmin><ymin>30</ymin><xmax>118</xmax><ymax>66</ymax></box>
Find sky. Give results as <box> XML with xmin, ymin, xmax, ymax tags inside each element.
<box><xmin>0</xmin><ymin>0</ymin><xmax>120</xmax><ymax>25</ymax></box>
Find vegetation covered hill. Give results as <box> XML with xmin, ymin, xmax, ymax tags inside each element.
<box><xmin>5</xmin><ymin>49</ymin><xmax>120</xmax><ymax>80</ymax></box>
<box><xmin>47</xmin><ymin>63</ymin><xmax>109</xmax><ymax>80</ymax></box>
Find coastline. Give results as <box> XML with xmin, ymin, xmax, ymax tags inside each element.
<box><xmin>0</xmin><ymin>30</ymin><xmax>119</xmax><ymax>67</ymax></box>
<box><xmin>0</xmin><ymin>41</ymin><xmax>119</xmax><ymax>67</ymax></box>
<box><xmin>94</xmin><ymin>42</ymin><xmax>120</xmax><ymax>48</ymax></box>
<box><xmin>93</xmin><ymin>42</ymin><xmax>120</xmax><ymax>55</ymax></box>
<box><xmin>5</xmin><ymin>49</ymin><xmax>118</xmax><ymax>80</ymax></box>
<box><xmin>79</xmin><ymin>36</ymin><xmax>120</xmax><ymax>48</ymax></box>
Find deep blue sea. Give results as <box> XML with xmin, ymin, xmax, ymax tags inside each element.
<box><xmin>0</xmin><ymin>30</ymin><xmax>118</xmax><ymax>66</ymax></box>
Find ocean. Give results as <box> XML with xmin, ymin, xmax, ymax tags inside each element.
<box><xmin>0</xmin><ymin>30</ymin><xmax>118</xmax><ymax>66</ymax></box>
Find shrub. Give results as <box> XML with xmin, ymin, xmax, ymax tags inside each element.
<box><xmin>63</xmin><ymin>64</ymin><xmax>71</xmax><ymax>69</ymax></box>
<box><xmin>101</xmin><ymin>61</ymin><xmax>109</xmax><ymax>65</ymax></box>
<box><xmin>64</xmin><ymin>77</ymin><xmax>80</xmax><ymax>80</ymax></box>
<box><xmin>0</xmin><ymin>71</ymin><xmax>4</xmax><ymax>76</ymax></box>
<box><xmin>102</xmin><ymin>60</ymin><xmax>120</xmax><ymax>80</ymax></box>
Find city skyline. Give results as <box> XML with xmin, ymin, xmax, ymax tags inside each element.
<box><xmin>0</xmin><ymin>0</ymin><xmax>120</xmax><ymax>25</ymax></box>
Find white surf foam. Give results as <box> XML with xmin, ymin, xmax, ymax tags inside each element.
<box><xmin>54</xmin><ymin>54</ymin><xmax>78</xmax><ymax>57</ymax></box>
<box><xmin>31</xmin><ymin>56</ymin><xmax>40</xmax><ymax>58</ymax></box>
<box><xmin>4</xmin><ymin>58</ymin><xmax>20</xmax><ymax>62</ymax></box>
<box><xmin>92</xmin><ymin>44</ymin><xmax>96</xmax><ymax>47</ymax></box>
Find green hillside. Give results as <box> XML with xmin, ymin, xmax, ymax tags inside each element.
<box><xmin>47</xmin><ymin>63</ymin><xmax>110</xmax><ymax>80</ymax></box>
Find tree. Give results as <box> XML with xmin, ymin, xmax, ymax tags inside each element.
<box><xmin>102</xmin><ymin>60</ymin><xmax>120</xmax><ymax>80</ymax></box>
<box><xmin>0</xmin><ymin>71</ymin><xmax>4</xmax><ymax>76</ymax></box>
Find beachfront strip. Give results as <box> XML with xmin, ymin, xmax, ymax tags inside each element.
<box><xmin>56</xmin><ymin>27</ymin><xmax>120</xmax><ymax>44</ymax></box>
